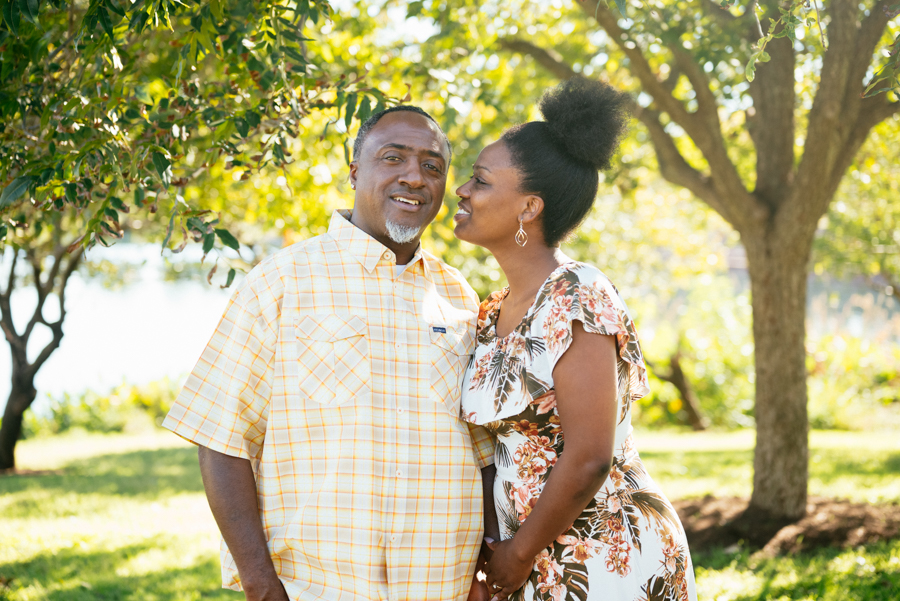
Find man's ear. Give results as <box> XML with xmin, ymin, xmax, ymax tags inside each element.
<box><xmin>520</xmin><ymin>195</ymin><xmax>544</xmax><ymax>225</ymax></box>
<box><xmin>349</xmin><ymin>161</ymin><xmax>359</xmax><ymax>188</ymax></box>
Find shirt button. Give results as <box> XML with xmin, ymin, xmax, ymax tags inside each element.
<box><xmin>396</xmin><ymin>469</ymin><xmax>403</xmax><ymax>478</ymax></box>
<box><xmin>395</xmin><ymin>342</ymin><xmax>401</xmax><ymax>349</ymax></box>
<box><xmin>397</xmin><ymin>407</ymin><xmax>404</xmax><ymax>414</ymax></box>
<box><xmin>390</xmin><ymin>535</ymin><xmax>397</xmax><ymax>543</ymax></box>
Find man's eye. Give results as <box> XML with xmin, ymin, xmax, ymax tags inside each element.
<box><xmin>424</xmin><ymin>163</ymin><xmax>443</xmax><ymax>173</ymax></box>
<box><xmin>384</xmin><ymin>155</ymin><xmax>401</xmax><ymax>161</ymax></box>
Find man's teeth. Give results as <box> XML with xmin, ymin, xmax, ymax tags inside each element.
<box><xmin>392</xmin><ymin>196</ymin><xmax>420</xmax><ymax>205</ymax></box>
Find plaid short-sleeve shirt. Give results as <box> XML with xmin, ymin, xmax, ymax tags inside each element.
<box><xmin>164</xmin><ymin>210</ymin><xmax>495</xmax><ymax>601</ymax></box>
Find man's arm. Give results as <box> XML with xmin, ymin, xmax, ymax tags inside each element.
<box><xmin>198</xmin><ymin>446</ymin><xmax>289</xmax><ymax>601</ymax></box>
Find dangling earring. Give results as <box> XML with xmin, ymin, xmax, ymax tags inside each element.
<box><xmin>351</xmin><ymin>183</ymin><xmax>356</xmax><ymax>190</ymax></box>
<box><xmin>515</xmin><ymin>218</ymin><xmax>528</xmax><ymax>247</ymax></box>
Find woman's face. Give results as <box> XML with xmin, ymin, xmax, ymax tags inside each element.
<box><xmin>454</xmin><ymin>141</ymin><xmax>533</xmax><ymax>248</ymax></box>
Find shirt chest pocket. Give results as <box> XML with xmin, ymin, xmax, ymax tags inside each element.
<box><xmin>429</xmin><ymin>324</ymin><xmax>474</xmax><ymax>416</ymax></box>
<box><xmin>296</xmin><ymin>313</ymin><xmax>371</xmax><ymax>407</ymax></box>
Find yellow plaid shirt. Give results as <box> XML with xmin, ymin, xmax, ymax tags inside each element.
<box><xmin>164</xmin><ymin>210</ymin><xmax>494</xmax><ymax>600</ymax></box>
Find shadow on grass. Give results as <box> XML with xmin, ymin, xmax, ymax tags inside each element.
<box><xmin>0</xmin><ymin>539</ymin><xmax>241</xmax><ymax>600</ymax></box>
<box><xmin>0</xmin><ymin>447</ymin><xmax>204</xmax><ymax>517</ymax></box>
<box><xmin>693</xmin><ymin>540</ymin><xmax>900</xmax><ymax>601</ymax></box>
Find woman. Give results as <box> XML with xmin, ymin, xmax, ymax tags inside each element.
<box><xmin>456</xmin><ymin>77</ymin><xmax>697</xmax><ymax>601</ymax></box>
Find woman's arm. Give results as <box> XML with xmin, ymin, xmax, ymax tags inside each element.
<box><xmin>483</xmin><ymin>321</ymin><xmax>618</xmax><ymax>600</ymax></box>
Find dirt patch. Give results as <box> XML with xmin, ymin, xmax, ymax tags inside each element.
<box><xmin>673</xmin><ymin>496</ymin><xmax>900</xmax><ymax>556</ymax></box>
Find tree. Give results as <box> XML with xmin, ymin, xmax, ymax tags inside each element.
<box><xmin>0</xmin><ymin>0</ymin><xmax>386</xmax><ymax>469</ymax></box>
<box><xmin>383</xmin><ymin>0</ymin><xmax>899</xmax><ymax>520</ymax></box>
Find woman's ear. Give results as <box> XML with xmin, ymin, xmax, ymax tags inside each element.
<box><xmin>520</xmin><ymin>195</ymin><xmax>544</xmax><ymax>225</ymax></box>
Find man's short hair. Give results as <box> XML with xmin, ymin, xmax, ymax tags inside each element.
<box><xmin>352</xmin><ymin>105</ymin><xmax>452</xmax><ymax>162</ymax></box>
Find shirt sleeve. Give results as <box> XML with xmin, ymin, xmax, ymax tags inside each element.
<box><xmin>467</xmin><ymin>422</ymin><xmax>496</xmax><ymax>469</ymax></box>
<box><xmin>162</xmin><ymin>277</ymin><xmax>277</xmax><ymax>461</ymax></box>
<box><xmin>541</xmin><ymin>269</ymin><xmax>650</xmax><ymax>405</ymax></box>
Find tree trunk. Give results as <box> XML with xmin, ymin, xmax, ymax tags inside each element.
<box><xmin>744</xmin><ymin>227</ymin><xmax>812</xmax><ymax>520</ymax></box>
<box><xmin>667</xmin><ymin>353</ymin><xmax>707</xmax><ymax>432</ymax></box>
<box><xmin>0</xmin><ymin>381</ymin><xmax>37</xmax><ymax>470</ymax></box>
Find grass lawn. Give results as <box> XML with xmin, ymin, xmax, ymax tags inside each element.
<box><xmin>1</xmin><ymin>428</ymin><xmax>898</xmax><ymax>600</ymax></box>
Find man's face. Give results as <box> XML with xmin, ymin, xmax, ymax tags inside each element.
<box><xmin>349</xmin><ymin>111</ymin><xmax>449</xmax><ymax>249</ymax></box>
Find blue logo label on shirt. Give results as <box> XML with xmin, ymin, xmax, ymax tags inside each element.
<box><xmin>432</xmin><ymin>326</ymin><xmax>447</xmax><ymax>333</ymax></box>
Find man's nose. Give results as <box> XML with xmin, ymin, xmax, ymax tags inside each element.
<box><xmin>398</xmin><ymin>163</ymin><xmax>425</xmax><ymax>188</ymax></box>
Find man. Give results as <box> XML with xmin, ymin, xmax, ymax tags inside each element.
<box><xmin>163</xmin><ymin>106</ymin><xmax>494</xmax><ymax>601</ymax></box>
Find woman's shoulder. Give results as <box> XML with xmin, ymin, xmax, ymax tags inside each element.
<box><xmin>546</xmin><ymin>261</ymin><xmax>623</xmax><ymax>303</ymax></box>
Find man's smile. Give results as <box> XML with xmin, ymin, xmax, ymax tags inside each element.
<box><xmin>390</xmin><ymin>193</ymin><xmax>426</xmax><ymax>208</ymax></box>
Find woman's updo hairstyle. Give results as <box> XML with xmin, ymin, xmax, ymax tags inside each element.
<box><xmin>502</xmin><ymin>77</ymin><xmax>631</xmax><ymax>246</ymax></box>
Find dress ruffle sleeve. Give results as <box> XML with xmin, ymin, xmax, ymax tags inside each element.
<box><xmin>539</xmin><ymin>267</ymin><xmax>651</xmax><ymax>406</ymax></box>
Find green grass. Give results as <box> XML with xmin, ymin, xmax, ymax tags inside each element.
<box><xmin>635</xmin><ymin>428</ymin><xmax>900</xmax><ymax>503</ymax></box>
<box><xmin>1</xmin><ymin>429</ymin><xmax>898</xmax><ymax>600</ymax></box>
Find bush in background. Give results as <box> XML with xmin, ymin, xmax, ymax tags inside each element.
<box><xmin>21</xmin><ymin>378</ymin><xmax>181</xmax><ymax>438</ymax></box>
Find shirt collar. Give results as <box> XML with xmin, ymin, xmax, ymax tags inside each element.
<box><xmin>328</xmin><ymin>210</ymin><xmax>424</xmax><ymax>273</ymax></box>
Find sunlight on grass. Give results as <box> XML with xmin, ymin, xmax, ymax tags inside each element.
<box><xmin>1</xmin><ymin>431</ymin><xmax>240</xmax><ymax>601</ymax></box>
<box><xmin>2</xmin><ymin>429</ymin><xmax>898</xmax><ymax>600</ymax></box>
<box><xmin>695</xmin><ymin>542</ymin><xmax>900</xmax><ymax>600</ymax></box>
<box><xmin>634</xmin><ymin>429</ymin><xmax>900</xmax><ymax>503</ymax></box>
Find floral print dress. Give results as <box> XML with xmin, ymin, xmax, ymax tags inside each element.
<box><xmin>461</xmin><ymin>262</ymin><xmax>697</xmax><ymax>601</ymax></box>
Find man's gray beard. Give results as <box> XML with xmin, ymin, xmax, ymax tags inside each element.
<box><xmin>385</xmin><ymin>220</ymin><xmax>421</xmax><ymax>245</ymax></box>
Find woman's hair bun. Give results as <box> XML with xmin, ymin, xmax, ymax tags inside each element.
<box><xmin>539</xmin><ymin>76</ymin><xmax>632</xmax><ymax>171</ymax></box>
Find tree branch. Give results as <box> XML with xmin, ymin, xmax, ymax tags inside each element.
<box><xmin>799</xmin><ymin>0</ymin><xmax>862</xmax><ymax>194</ymax></box>
<box><xmin>579</xmin><ymin>0</ymin><xmax>762</xmax><ymax>232</ymax></box>
<box><xmin>747</xmin><ymin>4</ymin><xmax>796</xmax><ymax>209</ymax></box>
<box><xmin>0</xmin><ymin>250</ymin><xmax>20</xmax><ymax>346</ymax></box>
<box><xmin>496</xmin><ymin>38</ymin><xmax>578</xmax><ymax>80</ymax></box>
<box><xmin>27</xmin><ymin>250</ymin><xmax>81</xmax><ymax>378</ymax></box>
<box><xmin>496</xmin><ymin>34</ymin><xmax>747</xmax><ymax>229</ymax></box>
<box><xmin>853</xmin><ymin>0</ymin><xmax>893</xmax><ymax>91</ymax></box>
<box><xmin>636</xmin><ymin>108</ymin><xmax>735</xmax><ymax>225</ymax></box>
<box><xmin>824</xmin><ymin>97</ymin><xmax>900</xmax><ymax>211</ymax></box>
<box><xmin>23</xmin><ymin>245</ymin><xmax>67</xmax><ymax>342</ymax></box>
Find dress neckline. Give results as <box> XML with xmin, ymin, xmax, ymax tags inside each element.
<box><xmin>489</xmin><ymin>261</ymin><xmax>578</xmax><ymax>340</ymax></box>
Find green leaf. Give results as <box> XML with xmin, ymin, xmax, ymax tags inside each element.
<box><xmin>355</xmin><ymin>95</ymin><xmax>372</xmax><ymax>123</ymax></box>
<box><xmin>98</xmin><ymin>6</ymin><xmax>114</xmax><ymax>40</ymax></box>
<box><xmin>106</xmin><ymin>0</ymin><xmax>125</xmax><ymax>17</ymax></box>
<box><xmin>65</xmin><ymin>182</ymin><xmax>77</xmax><ymax>203</ymax></box>
<box><xmin>210</xmin><ymin>0</ymin><xmax>223</xmax><ymax>21</ymax></box>
<box><xmin>222</xmin><ymin>267</ymin><xmax>236</xmax><ymax>288</ymax></box>
<box><xmin>234</xmin><ymin>117</ymin><xmax>249</xmax><ymax>137</ymax></box>
<box><xmin>17</xmin><ymin>0</ymin><xmax>36</xmax><ymax>24</ymax></box>
<box><xmin>406</xmin><ymin>1</ymin><xmax>423</xmax><ymax>17</ymax></box>
<box><xmin>202</xmin><ymin>231</ymin><xmax>215</xmax><ymax>255</ymax></box>
<box><xmin>344</xmin><ymin>92</ymin><xmax>357</xmax><ymax>128</ymax></box>
<box><xmin>614</xmin><ymin>0</ymin><xmax>627</xmax><ymax>16</ymax></box>
<box><xmin>109</xmin><ymin>196</ymin><xmax>129</xmax><ymax>213</ymax></box>
<box><xmin>0</xmin><ymin>176</ymin><xmax>32</xmax><ymax>207</ymax></box>
<box><xmin>214</xmin><ymin>228</ymin><xmax>240</xmax><ymax>250</ymax></box>
<box><xmin>129</xmin><ymin>10</ymin><xmax>148</xmax><ymax>33</ymax></box>
<box><xmin>745</xmin><ymin>61</ymin><xmax>757</xmax><ymax>82</ymax></box>
<box><xmin>3</xmin><ymin>0</ymin><xmax>20</xmax><ymax>35</ymax></box>
<box><xmin>151</xmin><ymin>151</ymin><xmax>172</xmax><ymax>186</ymax></box>
<box><xmin>758</xmin><ymin>51</ymin><xmax>771</xmax><ymax>63</ymax></box>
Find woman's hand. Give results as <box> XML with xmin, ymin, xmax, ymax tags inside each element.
<box><xmin>482</xmin><ymin>538</ymin><xmax>534</xmax><ymax>600</ymax></box>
